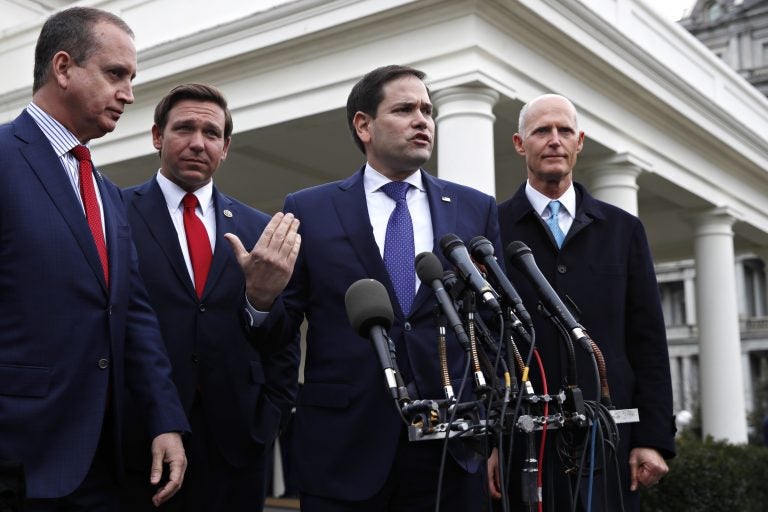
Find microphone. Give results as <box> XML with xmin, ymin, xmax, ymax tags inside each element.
<box><xmin>345</xmin><ymin>279</ymin><xmax>401</xmax><ymax>400</ymax></box>
<box><xmin>415</xmin><ymin>251</ymin><xmax>470</xmax><ymax>351</ymax></box>
<box><xmin>469</xmin><ymin>236</ymin><xmax>532</xmax><ymax>329</ymax></box>
<box><xmin>439</xmin><ymin>234</ymin><xmax>501</xmax><ymax>314</ymax></box>
<box><xmin>505</xmin><ymin>241</ymin><xmax>590</xmax><ymax>351</ymax></box>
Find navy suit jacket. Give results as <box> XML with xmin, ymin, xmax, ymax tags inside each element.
<box><xmin>122</xmin><ymin>178</ymin><xmax>299</xmax><ymax>470</ymax></box>
<box><xmin>282</xmin><ymin>168</ymin><xmax>502</xmax><ymax>500</ymax></box>
<box><xmin>498</xmin><ymin>182</ymin><xmax>675</xmax><ymax>511</ymax></box>
<box><xmin>0</xmin><ymin>111</ymin><xmax>188</xmax><ymax>499</ymax></box>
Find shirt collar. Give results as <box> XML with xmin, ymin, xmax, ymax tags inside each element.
<box><xmin>525</xmin><ymin>180</ymin><xmax>576</xmax><ymax>218</ymax></box>
<box><xmin>363</xmin><ymin>163</ymin><xmax>425</xmax><ymax>195</ymax></box>
<box><xmin>26</xmin><ymin>102</ymin><xmax>83</xmax><ymax>158</ymax></box>
<box><xmin>156</xmin><ymin>171</ymin><xmax>214</xmax><ymax>213</ymax></box>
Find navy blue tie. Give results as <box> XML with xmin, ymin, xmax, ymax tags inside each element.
<box><xmin>381</xmin><ymin>181</ymin><xmax>415</xmax><ymax>315</ymax></box>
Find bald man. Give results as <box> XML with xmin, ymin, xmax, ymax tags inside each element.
<box><xmin>489</xmin><ymin>94</ymin><xmax>675</xmax><ymax>511</ymax></box>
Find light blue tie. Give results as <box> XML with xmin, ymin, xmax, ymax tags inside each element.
<box><xmin>381</xmin><ymin>181</ymin><xmax>415</xmax><ymax>315</ymax></box>
<box><xmin>547</xmin><ymin>200</ymin><xmax>566</xmax><ymax>248</ymax></box>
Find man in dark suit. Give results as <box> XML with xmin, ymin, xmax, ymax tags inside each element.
<box><xmin>282</xmin><ymin>65</ymin><xmax>502</xmax><ymax>512</ymax></box>
<box><xmin>120</xmin><ymin>84</ymin><xmax>301</xmax><ymax>511</ymax></box>
<box><xmin>0</xmin><ymin>7</ymin><xmax>189</xmax><ymax>510</ymax></box>
<box><xmin>488</xmin><ymin>94</ymin><xmax>675</xmax><ymax>511</ymax></box>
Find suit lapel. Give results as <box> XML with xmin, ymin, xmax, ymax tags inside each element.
<box><xmin>567</xmin><ymin>183</ymin><xmax>599</xmax><ymax>242</ymax></box>
<box><xmin>203</xmin><ymin>188</ymin><xmax>237</xmax><ymax>300</ymax></box>
<box><xmin>131</xmin><ymin>179</ymin><xmax>196</xmax><ymax>297</ymax></box>
<box><xmin>14</xmin><ymin>113</ymin><xmax>108</xmax><ymax>292</ymax></box>
<box><xmin>332</xmin><ymin>168</ymin><xmax>392</xmax><ymax>300</ymax></box>
<box><xmin>411</xmin><ymin>171</ymin><xmax>457</xmax><ymax>314</ymax></box>
<box><xmin>422</xmin><ymin>170</ymin><xmax>457</xmax><ymax>253</ymax></box>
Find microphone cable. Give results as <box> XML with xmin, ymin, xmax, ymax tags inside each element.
<box><xmin>433</xmin><ymin>348</ymin><xmax>473</xmax><ymax>512</ymax></box>
<box><xmin>533</xmin><ymin>348</ymin><xmax>549</xmax><ymax>512</ymax></box>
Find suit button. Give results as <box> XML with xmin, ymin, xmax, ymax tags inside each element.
<box><xmin>198</xmin><ymin>304</ymin><xmax>206</xmax><ymax>312</ymax></box>
<box><xmin>98</xmin><ymin>358</ymin><xmax>109</xmax><ymax>369</ymax></box>
<box><xmin>191</xmin><ymin>354</ymin><xmax>200</xmax><ymax>364</ymax></box>
<box><xmin>107</xmin><ymin>305</ymin><xmax>112</xmax><ymax>316</ymax></box>
<box><xmin>557</xmin><ymin>265</ymin><xmax>567</xmax><ymax>274</ymax></box>
<box><xmin>403</xmin><ymin>322</ymin><xmax>412</xmax><ymax>331</ymax></box>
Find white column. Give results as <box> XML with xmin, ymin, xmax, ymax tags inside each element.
<box><xmin>683</xmin><ymin>269</ymin><xmax>697</xmax><ymax>328</ymax></box>
<box><xmin>681</xmin><ymin>355</ymin><xmax>695</xmax><ymax>412</ymax></box>
<box><xmin>669</xmin><ymin>356</ymin><xmax>681</xmax><ymax>412</ymax></box>
<box><xmin>690</xmin><ymin>207</ymin><xmax>748</xmax><ymax>443</ymax></box>
<box><xmin>743</xmin><ymin>352</ymin><xmax>754</xmax><ymax>415</ymax></box>
<box><xmin>753</xmin><ymin>249</ymin><xmax>768</xmax><ymax>317</ymax></box>
<box><xmin>734</xmin><ymin>258</ymin><xmax>747</xmax><ymax>317</ymax></box>
<box><xmin>432</xmin><ymin>85</ymin><xmax>499</xmax><ymax>196</ymax></box>
<box><xmin>580</xmin><ymin>153</ymin><xmax>647</xmax><ymax>216</ymax></box>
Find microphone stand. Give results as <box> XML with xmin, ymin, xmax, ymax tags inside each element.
<box><xmin>461</xmin><ymin>289</ymin><xmax>488</xmax><ymax>399</ymax></box>
<box><xmin>434</xmin><ymin>306</ymin><xmax>455</xmax><ymax>402</ymax></box>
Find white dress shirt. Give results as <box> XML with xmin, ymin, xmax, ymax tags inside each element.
<box><xmin>26</xmin><ymin>102</ymin><xmax>106</xmax><ymax>239</ymax></box>
<box><xmin>363</xmin><ymin>164</ymin><xmax>434</xmax><ymax>293</ymax></box>
<box><xmin>525</xmin><ymin>180</ymin><xmax>576</xmax><ymax>236</ymax></box>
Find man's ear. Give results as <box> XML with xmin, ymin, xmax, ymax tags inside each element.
<box><xmin>513</xmin><ymin>133</ymin><xmax>526</xmax><ymax>156</ymax></box>
<box><xmin>353</xmin><ymin>111</ymin><xmax>373</xmax><ymax>145</ymax></box>
<box><xmin>220</xmin><ymin>136</ymin><xmax>231</xmax><ymax>160</ymax></box>
<box><xmin>50</xmin><ymin>51</ymin><xmax>74</xmax><ymax>89</ymax></box>
<box><xmin>151</xmin><ymin>124</ymin><xmax>163</xmax><ymax>151</ymax></box>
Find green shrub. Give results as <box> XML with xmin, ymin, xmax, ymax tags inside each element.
<box><xmin>641</xmin><ymin>436</ymin><xmax>768</xmax><ymax>512</ymax></box>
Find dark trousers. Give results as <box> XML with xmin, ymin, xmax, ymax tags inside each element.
<box><xmin>120</xmin><ymin>396</ymin><xmax>268</xmax><ymax>512</ymax></box>
<box><xmin>27</xmin><ymin>417</ymin><xmax>119</xmax><ymax>512</ymax></box>
<box><xmin>300</xmin><ymin>434</ymin><xmax>487</xmax><ymax>512</ymax></box>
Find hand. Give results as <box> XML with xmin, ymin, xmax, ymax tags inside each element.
<box><xmin>487</xmin><ymin>447</ymin><xmax>503</xmax><ymax>499</ymax></box>
<box><xmin>224</xmin><ymin>212</ymin><xmax>301</xmax><ymax>310</ymax></box>
<box><xmin>149</xmin><ymin>432</ymin><xmax>187</xmax><ymax>507</ymax></box>
<box><xmin>629</xmin><ymin>446</ymin><xmax>668</xmax><ymax>491</ymax></box>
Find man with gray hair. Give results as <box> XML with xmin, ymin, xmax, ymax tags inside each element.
<box><xmin>0</xmin><ymin>7</ymin><xmax>189</xmax><ymax>510</ymax></box>
<box><xmin>489</xmin><ymin>94</ymin><xmax>675</xmax><ymax>511</ymax></box>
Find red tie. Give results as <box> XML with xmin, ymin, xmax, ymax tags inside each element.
<box><xmin>182</xmin><ymin>193</ymin><xmax>212</xmax><ymax>298</ymax></box>
<box><xmin>71</xmin><ymin>145</ymin><xmax>109</xmax><ymax>285</ymax></box>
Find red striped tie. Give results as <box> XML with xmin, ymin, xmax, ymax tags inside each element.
<box><xmin>71</xmin><ymin>145</ymin><xmax>109</xmax><ymax>285</ymax></box>
<box><xmin>182</xmin><ymin>193</ymin><xmax>212</xmax><ymax>298</ymax></box>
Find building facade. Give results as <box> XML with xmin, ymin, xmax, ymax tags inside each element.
<box><xmin>2</xmin><ymin>0</ymin><xmax>768</xmax><ymax>447</ymax></box>
<box><xmin>681</xmin><ymin>0</ymin><xmax>768</xmax><ymax>96</ymax></box>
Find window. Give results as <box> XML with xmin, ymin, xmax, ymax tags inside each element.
<box><xmin>706</xmin><ymin>1</ymin><xmax>722</xmax><ymax>23</ymax></box>
<box><xmin>660</xmin><ymin>281</ymin><xmax>686</xmax><ymax>327</ymax></box>
<box><xmin>743</xmin><ymin>258</ymin><xmax>767</xmax><ymax>317</ymax></box>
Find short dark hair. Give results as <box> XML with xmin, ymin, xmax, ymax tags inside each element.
<box><xmin>346</xmin><ymin>65</ymin><xmax>429</xmax><ymax>154</ymax></box>
<box><xmin>33</xmin><ymin>7</ymin><xmax>134</xmax><ymax>93</ymax></box>
<box><xmin>154</xmin><ymin>83</ymin><xmax>233</xmax><ymax>139</ymax></box>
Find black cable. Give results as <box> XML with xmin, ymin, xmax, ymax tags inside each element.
<box><xmin>434</xmin><ymin>353</ymin><xmax>472</xmax><ymax>512</ymax></box>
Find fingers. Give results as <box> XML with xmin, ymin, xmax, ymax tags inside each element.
<box><xmin>629</xmin><ymin>447</ymin><xmax>668</xmax><ymax>490</ymax></box>
<box><xmin>152</xmin><ymin>457</ymin><xmax>185</xmax><ymax>506</ymax></box>
<box><xmin>149</xmin><ymin>448</ymin><xmax>163</xmax><ymax>486</ymax></box>
<box><xmin>487</xmin><ymin>448</ymin><xmax>502</xmax><ymax>500</ymax></box>
<box><xmin>149</xmin><ymin>433</ymin><xmax>187</xmax><ymax>507</ymax></box>
<box><xmin>223</xmin><ymin>232</ymin><xmax>247</xmax><ymax>261</ymax></box>
<box><xmin>628</xmin><ymin>450</ymin><xmax>642</xmax><ymax>491</ymax></box>
<box><xmin>253</xmin><ymin>212</ymin><xmax>300</xmax><ymax>257</ymax></box>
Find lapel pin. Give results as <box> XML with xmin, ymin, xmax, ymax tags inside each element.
<box><xmin>223</xmin><ymin>209</ymin><xmax>233</xmax><ymax>218</ymax></box>
<box><xmin>441</xmin><ymin>196</ymin><xmax>451</xmax><ymax>203</ymax></box>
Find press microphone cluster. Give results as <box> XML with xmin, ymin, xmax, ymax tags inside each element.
<box><xmin>415</xmin><ymin>252</ymin><xmax>470</xmax><ymax>351</ymax></box>
<box><xmin>439</xmin><ymin>234</ymin><xmax>502</xmax><ymax>315</ymax></box>
<box><xmin>469</xmin><ymin>236</ymin><xmax>532</xmax><ymax>329</ymax></box>
<box><xmin>345</xmin><ymin>236</ymin><xmax>636</xmax><ymax>512</ymax></box>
